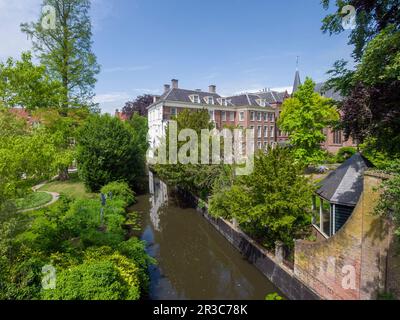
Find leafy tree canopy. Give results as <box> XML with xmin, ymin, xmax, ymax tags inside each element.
<box><xmin>0</xmin><ymin>52</ymin><xmax>63</xmax><ymax>110</ymax></box>
<box><xmin>322</xmin><ymin>0</ymin><xmax>400</xmax><ymax>61</ymax></box>
<box><xmin>209</xmin><ymin>147</ymin><xmax>313</xmax><ymax>249</ymax></box>
<box><xmin>76</xmin><ymin>114</ymin><xmax>146</xmax><ymax>192</ymax></box>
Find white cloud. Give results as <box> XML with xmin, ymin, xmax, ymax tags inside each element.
<box><xmin>94</xmin><ymin>92</ymin><xmax>130</xmax><ymax>104</ymax></box>
<box><xmin>0</xmin><ymin>0</ymin><xmax>41</xmax><ymax>60</ymax></box>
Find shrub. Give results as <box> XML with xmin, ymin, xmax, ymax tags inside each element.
<box><xmin>336</xmin><ymin>147</ymin><xmax>357</xmax><ymax>163</ymax></box>
<box><xmin>101</xmin><ymin>181</ymin><xmax>135</xmax><ymax>207</ymax></box>
<box><xmin>42</xmin><ymin>260</ymin><xmax>129</xmax><ymax>300</ymax></box>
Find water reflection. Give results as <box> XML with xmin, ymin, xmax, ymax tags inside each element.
<box><xmin>130</xmin><ymin>172</ymin><xmax>279</xmax><ymax>300</ymax></box>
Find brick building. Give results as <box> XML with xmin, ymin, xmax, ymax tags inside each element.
<box><xmin>145</xmin><ymin>71</ymin><xmax>356</xmax><ymax>154</ymax></box>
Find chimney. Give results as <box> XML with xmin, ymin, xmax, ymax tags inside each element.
<box><xmin>171</xmin><ymin>79</ymin><xmax>179</xmax><ymax>89</ymax></box>
<box><xmin>164</xmin><ymin>84</ymin><xmax>171</xmax><ymax>93</ymax></box>
<box><xmin>209</xmin><ymin>85</ymin><xmax>216</xmax><ymax>94</ymax></box>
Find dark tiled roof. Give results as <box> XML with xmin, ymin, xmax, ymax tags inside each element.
<box><xmin>154</xmin><ymin>87</ymin><xmax>275</xmax><ymax>108</ymax></box>
<box><xmin>161</xmin><ymin>88</ymin><xmax>222</xmax><ymax>104</ymax></box>
<box><xmin>316</xmin><ymin>153</ymin><xmax>373</xmax><ymax>206</ymax></box>
<box><xmin>257</xmin><ymin>91</ymin><xmax>288</xmax><ymax>104</ymax></box>
<box><xmin>315</xmin><ymin>83</ymin><xmax>343</xmax><ymax>101</ymax></box>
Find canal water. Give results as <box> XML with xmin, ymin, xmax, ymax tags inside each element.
<box><xmin>129</xmin><ymin>172</ymin><xmax>279</xmax><ymax>300</ymax></box>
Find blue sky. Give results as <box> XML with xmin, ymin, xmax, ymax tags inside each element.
<box><xmin>0</xmin><ymin>0</ymin><xmax>354</xmax><ymax>114</ymax></box>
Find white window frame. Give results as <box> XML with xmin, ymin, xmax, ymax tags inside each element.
<box><xmin>270</xmin><ymin>126</ymin><xmax>275</xmax><ymax>138</ymax></box>
<box><xmin>257</xmin><ymin>112</ymin><xmax>262</xmax><ymax>121</ymax></box>
<box><xmin>239</xmin><ymin>112</ymin><xmax>245</xmax><ymax>121</ymax></box>
<box><xmin>257</xmin><ymin>126</ymin><xmax>262</xmax><ymax>138</ymax></box>
<box><xmin>250</xmin><ymin>112</ymin><xmax>255</xmax><ymax>121</ymax></box>
<box><xmin>230</xmin><ymin>112</ymin><xmax>235</xmax><ymax>121</ymax></box>
<box><xmin>222</xmin><ymin>111</ymin><xmax>227</xmax><ymax>121</ymax></box>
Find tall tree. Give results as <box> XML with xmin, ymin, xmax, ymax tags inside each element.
<box><xmin>21</xmin><ymin>0</ymin><xmax>100</xmax><ymax>110</ymax></box>
<box><xmin>122</xmin><ymin>95</ymin><xmax>154</xmax><ymax>118</ymax></box>
<box><xmin>278</xmin><ymin>78</ymin><xmax>339</xmax><ymax>166</ymax></box>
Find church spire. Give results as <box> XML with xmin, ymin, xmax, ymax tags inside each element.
<box><xmin>292</xmin><ymin>56</ymin><xmax>301</xmax><ymax>95</ymax></box>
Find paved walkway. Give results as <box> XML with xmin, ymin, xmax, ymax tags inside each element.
<box><xmin>18</xmin><ymin>184</ymin><xmax>60</xmax><ymax>213</ymax></box>
<box><xmin>18</xmin><ymin>168</ymin><xmax>77</xmax><ymax>213</ymax></box>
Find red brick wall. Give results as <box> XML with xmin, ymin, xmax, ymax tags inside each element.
<box><xmin>294</xmin><ymin>173</ymin><xmax>394</xmax><ymax>300</ymax></box>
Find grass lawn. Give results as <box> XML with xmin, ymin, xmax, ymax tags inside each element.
<box><xmin>16</xmin><ymin>192</ymin><xmax>53</xmax><ymax>211</ymax></box>
<box><xmin>39</xmin><ymin>173</ymin><xmax>98</xmax><ymax>200</ymax></box>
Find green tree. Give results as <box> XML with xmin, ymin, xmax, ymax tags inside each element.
<box><xmin>154</xmin><ymin>109</ymin><xmax>223</xmax><ymax>199</ymax></box>
<box><xmin>128</xmin><ymin>113</ymin><xmax>149</xmax><ymax>156</ymax></box>
<box><xmin>278</xmin><ymin>78</ymin><xmax>339</xmax><ymax>166</ymax></box>
<box><xmin>0</xmin><ymin>52</ymin><xmax>63</xmax><ymax>110</ymax></box>
<box><xmin>21</xmin><ymin>0</ymin><xmax>100</xmax><ymax>110</ymax></box>
<box><xmin>76</xmin><ymin>115</ymin><xmax>146</xmax><ymax>192</ymax></box>
<box><xmin>209</xmin><ymin>147</ymin><xmax>313</xmax><ymax>249</ymax></box>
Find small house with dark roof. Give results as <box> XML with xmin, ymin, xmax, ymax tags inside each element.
<box><xmin>312</xmin><ymin>153</ymin><xmax>373</xmax><ymax>238</ymax></box>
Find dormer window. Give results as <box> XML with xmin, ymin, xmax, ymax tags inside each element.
<box><xmin>219</xmin><ymin>98</ymin><xmax>228</xmax><ymax>106</ymax></box>
<box><xmin>257</xmin><ymin>99</ymin><xmax>267</xmax><ymax>107</ymax></box>
<box><xmin>190</xmin><ymin>95</ymin><xmax>200</xmax><ymax>104</ymax></box>
<box><xmin>204</xmin><ymin>96</ymin><xmax>214</xmax><ymax>105</ymax></box>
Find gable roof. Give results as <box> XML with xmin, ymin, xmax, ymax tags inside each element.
<box><xmin>316</xmin><ymin>153</ymin><xmax>373</xmax><ymax>206</ymax></box>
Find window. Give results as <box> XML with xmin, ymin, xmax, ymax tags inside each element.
<box><xmin>257</xmin><ymin>99</ymin><xmax>267</xmax><ymax>107</ymax></box>
<box><xmin>263</xmin><ymin>113</ymin><xmax>268</xmax><ymax>121</ymax></box>
<box><xmin>257</xmin><ymin>112</ymin><xmax>262</xmax><ymax>121</ymax></box>
<box><xmin>257</xmin><ymin>126</ymin><xmax>262</xmax><ymax>138</ymax></box>
<box><xmin>209</xmin><ymin>110</ymin><xmax>215</xmax><ymax>121</ymax></box>
<box><xmin>171</xmin><ymin>108</ymin><xmax>177</xmax><ymax>116</ymax></box>
<box><xmin>250</xmin><ymin>112</ymin><xmax>255</xmax><ymax>121</ymax></box>
<box><xmin>220</xmin><ymin>98</ymin><xmax>227</xmax><ymax>106</ymax></box>
<box><xmin>207</xmin><ymin>97</ymin><xmax>214</xmax><ymax>105</ymax></box>
<box><xmin>333</xmin><ymin>130</ymin><xmax>342</xmax><ymax>144</ymax></box>
<box><xmin>191</xmin><ymin>95</ymin><xmax>200</xmax><ymax>103</ymax></box>
<box><xmin>230</xmin><ymin>112</ymin><xmax>235</xmax><ymax>121</ymax></box>
<box><xmin>222</xmin><ymin>111</ymin><xmax>227</xmax><ymax>121</ymax></box>
<box><xmin>264</xmin><ymin>126</ymin><xmax>268</xmax><ymax>138</ymax></box>
<box><xmin>270</xmin><ymin>126</ymin><xmax>275</xmax><ymax>138</ymax></box>
<box><xmin>264</xmin><ymin>141</ymin><xmax>268</xmax><ymax>149</ymax></box>
<box><xmin>257</xmin><ymin>141</ymin><xmax>262</xmax><ymax>149</ymax></box>
<box><xmin>268</xmin><ymin>113</ymin><xmax>275</xmax><ymax>122</ymax></box>
<box><xmin>239</xmin><ymin>112</ymin><xmax>245</xmax><ymax>121</ymax></box>
<box><xmin>320</xmin><ymin>198</ymin><xmax>332</xmax><ymax>237</ymax></box>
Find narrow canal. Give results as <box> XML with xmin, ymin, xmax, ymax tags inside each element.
<box><xmin>129</xmin><ymin>172</ymin><xmax>279</xmax><ymax>300</ymax></box>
